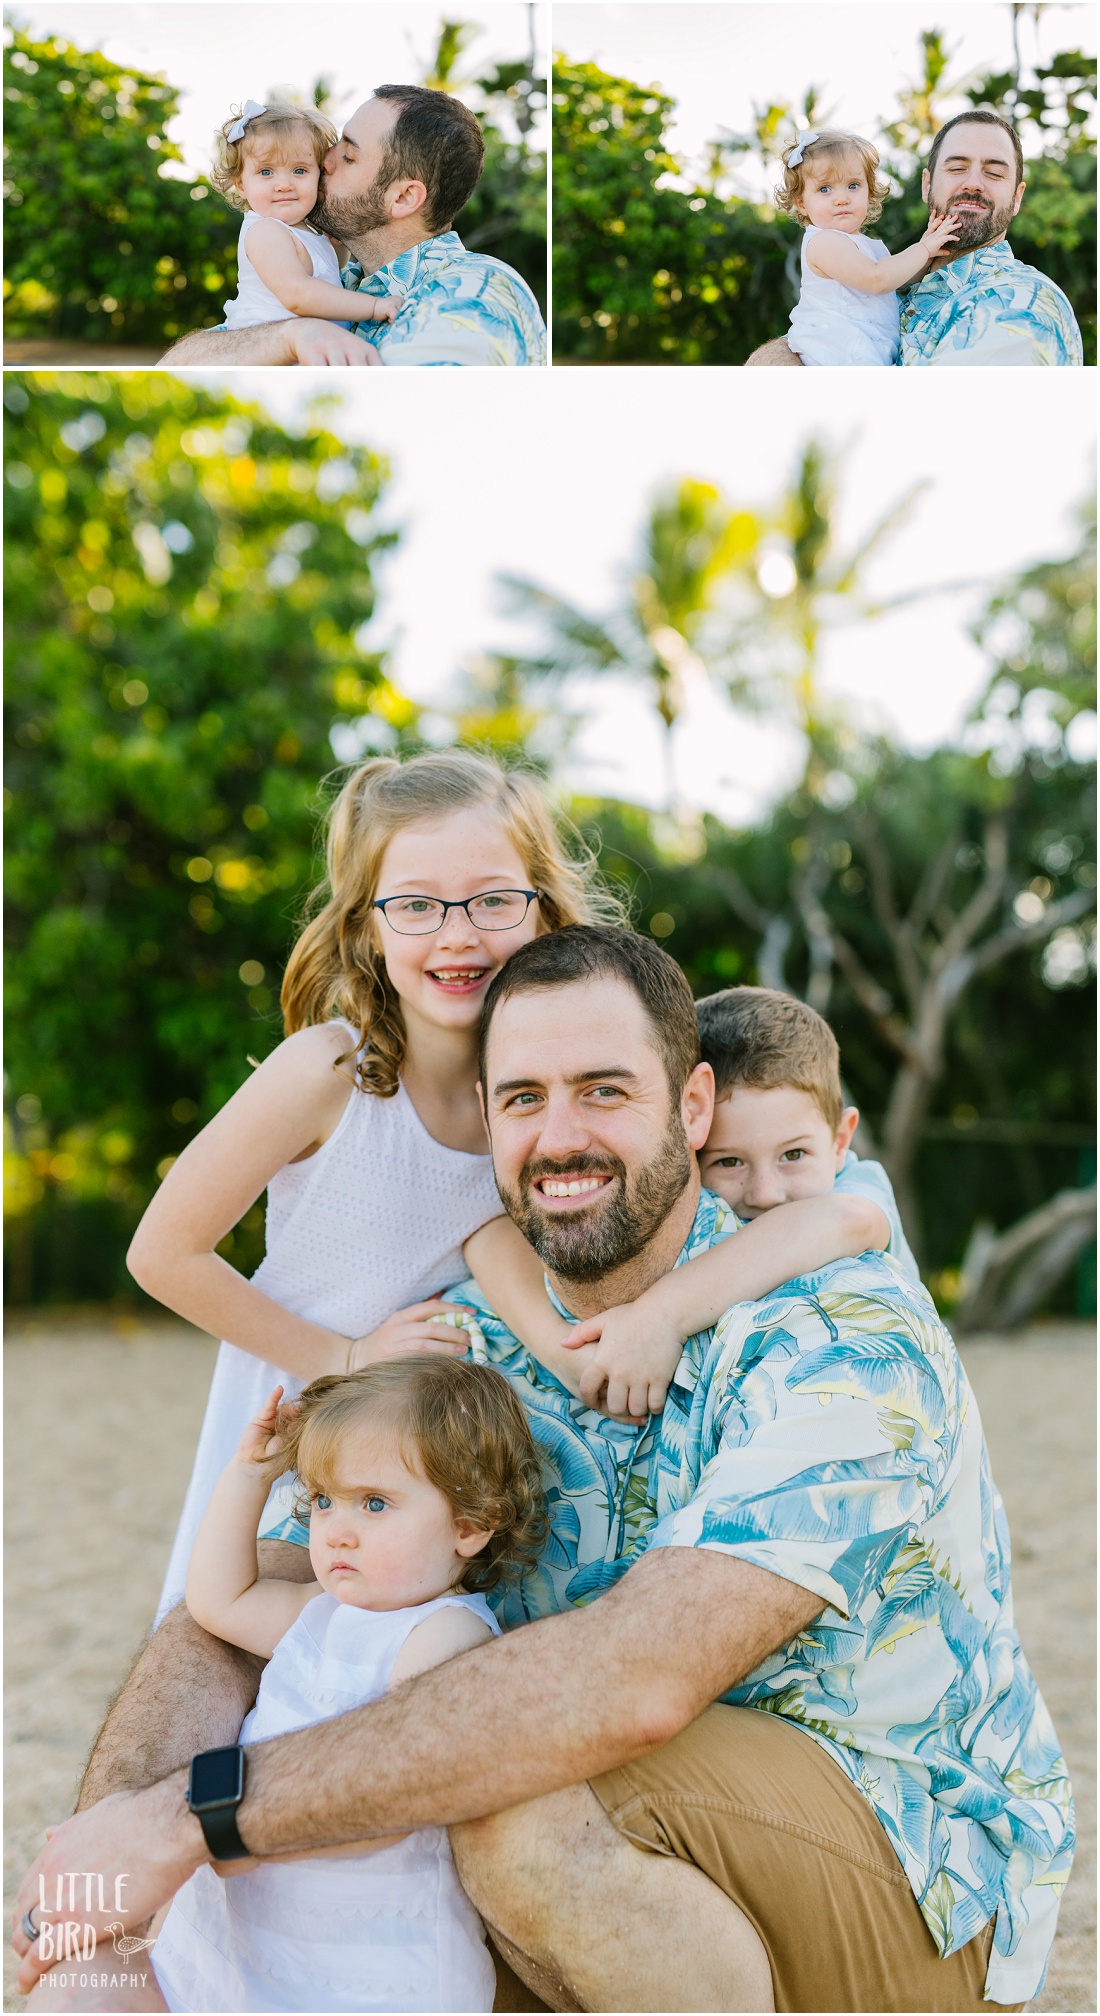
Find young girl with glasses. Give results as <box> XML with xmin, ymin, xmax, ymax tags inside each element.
<box><xmin>136</xmin><ymin>750</ymin><xmax>619</xmax><ymax>1620</ymax></box>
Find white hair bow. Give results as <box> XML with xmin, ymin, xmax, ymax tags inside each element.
<box><xmin>787</xmin><ymin>131</ymin><xmax>820</xmax><ymax>167</ymax></box>
<box><xmin>227</xmin><ymin>100</ymin><xmax>267</xmax><ymax>143</ymax></box>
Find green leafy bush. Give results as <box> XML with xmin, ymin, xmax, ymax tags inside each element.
<box><xmin>4</xmin><ymin>28</ymin><xmax>239</xmax><ymax>345</ymax></box>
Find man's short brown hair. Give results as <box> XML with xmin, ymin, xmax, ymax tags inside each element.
<box><xmin>372</xmin><ymin>84</ymin><xmax>485</xmax><ymax>233</ymax></box>
<box><xmin>696</xmin><ymin>986</ymin><xmax>843</xmax><ymax>1130</ymax></box>
<box><xmin>927</xmin><ymin>109</ymin><xmax>1024</xmax><ymax>188</ymax></box>
<box><xmin>479</xmin><ymin>926</ymin><xmax>701</xmax><ymax>1103</ymax></box>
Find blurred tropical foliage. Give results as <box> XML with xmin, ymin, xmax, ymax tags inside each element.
<box><xmin>551</xmin><ymin>22</ymin><xmax>1096</xmax><ymax>363</ymax></box>
<box><xmin>4</xmin><ymin>375</ymin><xmax>1096</xmax><ymax>1324</ymax></box>
<box><xmin>4</xmin><ymin>373</ymin><xmax>403</xmax><ymax>1294</ymax></box>
<box><xmin>2</xmin><ymin>14</ymin><xmax>547</xmax><ymax>350</ymax></box>
<box><xmin>3</xmin><ymin>28</ymin><xmax>238</xmax><ymax>349</ymax></box>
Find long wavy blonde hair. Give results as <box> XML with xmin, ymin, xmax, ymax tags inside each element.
<box><xmin>281</xmin><ymin>750</ymin><xmax>626</xmax><ymax>1096</ymax></box>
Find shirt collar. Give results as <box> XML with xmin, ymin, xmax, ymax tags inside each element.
<box><xmin>544</xmin><ymin>1187</ymin><xmax>734</xmax><ymax>1324</ymax></box>
<box><xmin>916</xmin><ymin>241</ymin><xmax>1017</xmax><ymax>297</ymax></box>
<box><xmin>343</xmin><ymin>229</ymin><xmax>466</xmax><ymax>296</ymax></box>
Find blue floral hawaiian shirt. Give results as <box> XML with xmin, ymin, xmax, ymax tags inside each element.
<box><xmin>265</xmin><ymin>1189</ymin><xmax>1071</xmax><ymax>2002</ymax></box>
<box><xmin>900</xmin><ymin>242</ymin><xmax>1083</xmax><ymax>365</ymax></box>
<box><xmin>340</xmin><ymin>229</ymin><xmax>546</xmax><ymax>366</ymax></box>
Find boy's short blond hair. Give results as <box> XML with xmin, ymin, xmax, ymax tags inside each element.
<box><xmin>774</xmin><ymin>130</ymin><xmax>891</xmax><ymax>225</ymax></box>
<box><xmin>696</xmin><ymin>985</ymin><xmax>844</xmax><ymax>1130</ymax></box>
<box><xmin>212</xmin><ymin>102</ymin><xmax>338</xmax><ymax>211</ymax></box>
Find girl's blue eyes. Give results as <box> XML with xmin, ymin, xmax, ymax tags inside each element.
<box><xmin>314</xmin><ymin>1493</ymin><xmax>387</xmax><ymax>1511</ymax></box>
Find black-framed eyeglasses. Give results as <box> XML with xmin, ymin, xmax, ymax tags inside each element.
<box><xmin>372</xmin><ymin>889</ymin><xmax>542</xmax><ymax>936</ymax></box>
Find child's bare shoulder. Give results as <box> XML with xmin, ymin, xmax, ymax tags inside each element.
<box><xmin>246</xmin><ymin>215</ymin><xmax>312</xmax><ymax>263</ymax></box>
<box><xmin>244</xmin><ymin>1023</ymin><xmax>358</xmax><ymax>1129</ymax></box>
<box><xmin>390</xmin><ymin>1604</ymin><xmax>494</xmax><ymax>1684</ymax></box>
<box><xmin>270</xmin><ymin>1021</ymin><xmax>358</xmax><ymax>1076</ymax></box>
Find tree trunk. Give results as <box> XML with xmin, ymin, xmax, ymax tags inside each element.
<box><xmin>953</xmin><ymin>1186</ymin><xmax>1098</xmax><ymax>1332</ymax></box>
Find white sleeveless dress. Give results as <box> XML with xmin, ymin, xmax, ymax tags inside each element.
<box><xmin>224</xmin><ymin>211</ymin><xmax>345</xmax><ymax>328</ymax></box>
<box><xmin>787</xmin><ymin>226</ymin><xmax>899</xmax><ymax>366</ymax></box>
<box><xmin>151</xmin><ymin>1590</ymin><xmax>499</xmax><ymax>2013</ymax></box>
<box><xmin>156</xmin><ymin>1031</ymin><xmax>504</xmax><ymax>1625</ymax></box>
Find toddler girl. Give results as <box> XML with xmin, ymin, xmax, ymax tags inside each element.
<box><xmin>776</xmin><ymin>129</ymin><xmax>959</xmax><ymax>364</ymax></box>
<box><xmin>212</xmin><ymin>101</ymin><xmax>397</xmax><ymax>334</ymax></box>
<box><xmin>151</xmin><ymin>1356</ymin><xmax>546</xmax><ymax>2011</ymax></box>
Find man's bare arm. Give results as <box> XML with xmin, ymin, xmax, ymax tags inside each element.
<box><xmin>78</xmin><ymin>1540</ymin><xmax>313</xmax><ymax>1807</ymax></box>
<box><xmin>158</xmin><ymin>322</ymin><xmax>381</xmax><ymax>367</ymax></box>
<box><xmin>744</xmin><ymin>338</ymin><xmax>805</xmax><ymax>367</ymax></box>
<box><xmin>232</xmin><ymin>1548</ymin><xmax>822</xmax><ymax>1851</ymax></box>
<box><xmin>13</xmin><ymin>1548</ymin><xmax>820</xmax><ymax>1979</ymax></box>
<box><xmin>245</xmin><ymin>1552</ymin><xmax>809</xmax><ymax>1847</ymax></box>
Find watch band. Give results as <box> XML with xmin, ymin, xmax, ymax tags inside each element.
<box><xmin>194</xmin><ymin>1799</ymin><xmax>251</xmax><ymax>1862</ymax></box>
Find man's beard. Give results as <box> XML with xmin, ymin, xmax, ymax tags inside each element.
<box><xmin>938</xmin><ymin>189</ymin><xmax>1016</xmax><ymax>252</ymax></box>
<box><xmin>497</xmin><ymin>1119</ymin><xmax>693</xmax><ymax>1284</ymax></box>
<box><xmin>308</xmin><ymin>171</ymin><xmax>391</xmax><ymax>241</ymax></box>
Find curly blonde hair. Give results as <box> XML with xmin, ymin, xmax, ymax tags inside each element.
<box><xmin>281</xmin><ymin>750</ymin><xmax>628</xmax><ymax>1098</ymax></box>
<box><xmin>212</xmin><ymin>102</ymin><xmax>338</xmax><ymax>211</ymax></box>
<box><xmin>775</xmin><ymin>130</ymin><xmax>891</xmax><ymax>225</ymax></box>
<box><xmin>268</xmin><ymin>1357</ymin><xmax>548</xmax><ymax>1597</ymax></box>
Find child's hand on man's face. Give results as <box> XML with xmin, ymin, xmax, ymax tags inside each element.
<box><xmin>920</xmin><ymin>208</ymin><xmax>960</xmax><ymax>255</ymax></box>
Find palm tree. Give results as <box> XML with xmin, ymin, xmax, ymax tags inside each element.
<box><xmin>418</xmin><ymin>21</ymin><xmax>479</xmax><ymax>94</ymax></box>
<box><xmin>499</xmin><ymin>478</ymin><xmax>758</xmax><ymax>807</ymax></box>
<box><xmin>713</xmin><ymin>439</ymin><xmax>931</xmax><ymax>784</ymax></box>
<box><xmin>880</xmin><ymin>30</ymin><xmax>975</xmax><ymax>158</ymax></box>
<box><xmin>501</xmin><ymin>442</ymin><xmax>970</xmax><ymax>809</ymax></box>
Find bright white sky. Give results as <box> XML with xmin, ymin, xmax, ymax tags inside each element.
<box><xmin>7</xmin><ymin>1</ymin><xmax>546</xmax><ymax>170</ymax></box>
<box><xmin>555</xmin><ymin>3</ymin><xmax>1095</xmax><ymax>195</ymax></box>
<box><xmin>186</xmin><ymin>368</ymin><xmax>1092</xmax><ymax>822</ymax></box>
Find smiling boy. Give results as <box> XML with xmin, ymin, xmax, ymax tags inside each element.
<box><xmin>696</xmin><ymin>983</ymin><xmax>919</xmax><ymax>1281</ymax></box>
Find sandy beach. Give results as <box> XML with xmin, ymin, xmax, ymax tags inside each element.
<box><xmin>4</xmin><ymin>1311</ymin><xmax>1095</xmax><ymax>2012</ymax></box>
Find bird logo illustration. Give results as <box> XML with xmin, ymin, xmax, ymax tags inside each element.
<box><xmin>105</xmin><ymin>1924</ymin><xmax>156</xmax><ymax>1959</ymax></box>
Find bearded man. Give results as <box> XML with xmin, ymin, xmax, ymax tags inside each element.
<box><xmin>161</xmin><ymin>87</ymin><xmax>546</xmax><ymax>368</ymax></box>
<box><xmin>747</xmin><ymin>110</ymin><xmax>1082</xmax><ymax>366</ymax></box>
<box><xmin>14</xmin><ymin>929</ymin><xmax>1071</xmax><ymax>2014</ymax></box>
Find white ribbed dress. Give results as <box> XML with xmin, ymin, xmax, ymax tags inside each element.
<box><xmin>224</xmin><ymin>211</ymin><xmax>344</xmax><ymax>328</ymax></box>
<box><xmin>156</xmin><ymin>1034</ymin><xmax>504</xmax><ymax>1625</ymax></box>
<box><xmin>151</xmin><ymin>1590</ymin><xmax>500</xmax><ymax>2013</ymax></box>
<box><xmin>787</xmin><ymin>226</ymin><xmax>899</xmax><ymax>365</ymax></box>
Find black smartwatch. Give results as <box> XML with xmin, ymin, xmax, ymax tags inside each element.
<box><xmin>187</xmin><ymin>1746</ymin><xmax>250</xmax><ymax>1861</ymax></box>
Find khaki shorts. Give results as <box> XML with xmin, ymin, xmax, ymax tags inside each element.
<box><xmin>583</xmin><ymin>1704</ymin><xmax>1018</xmax><ymax>2013</ymax></box>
